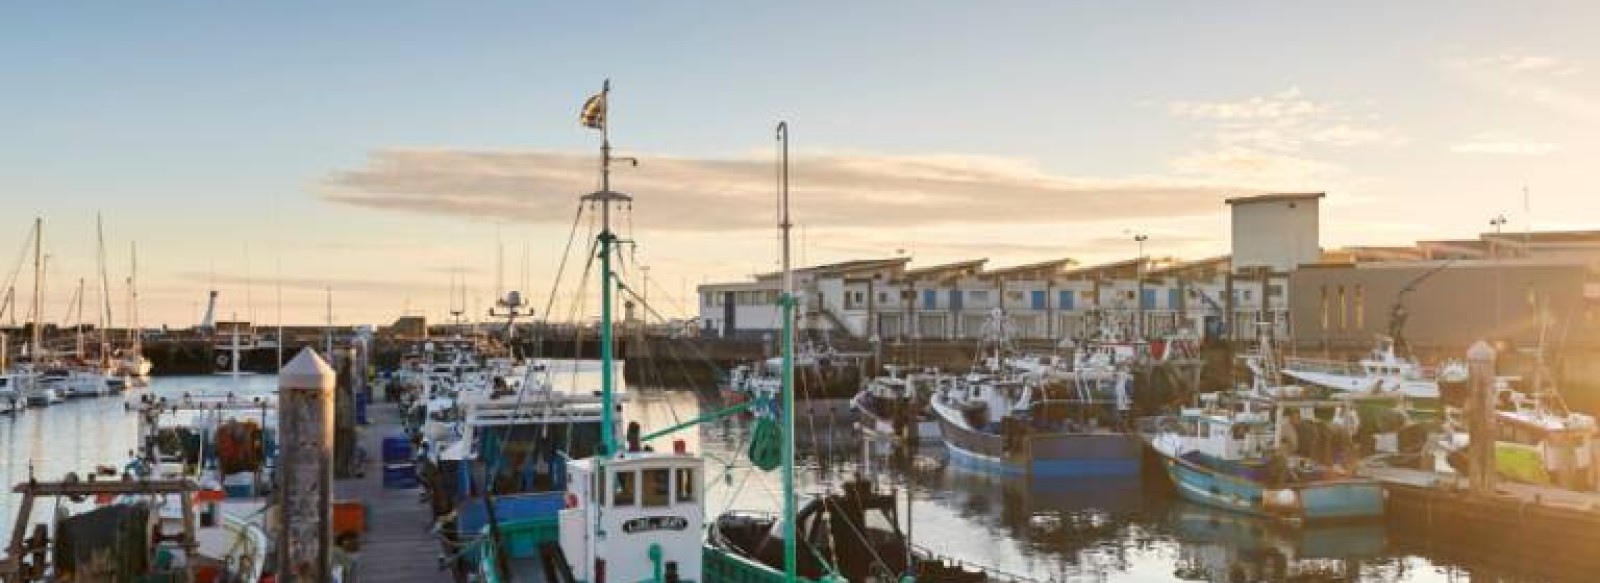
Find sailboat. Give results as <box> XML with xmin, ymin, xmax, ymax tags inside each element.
<box><xmin>114</xmin><ymin>242</ymin><xmax>154</xmax><ymax>382</ymax></box>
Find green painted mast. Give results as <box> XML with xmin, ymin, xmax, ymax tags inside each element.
<box><xmin>582</xmin><ymin>79</ymin><xmax>628</xmax><ymax>458</ymax></box>
<box><xmin>776</xmin><ymin>121</ymin><xmax>797</xmax><ymax>583</ymax></box>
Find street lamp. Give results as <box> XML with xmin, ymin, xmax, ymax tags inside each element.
<box><xmin>1133</xmin><ymin>234</ymin><xmax>1148</xmax><ymax>339</ymax></box>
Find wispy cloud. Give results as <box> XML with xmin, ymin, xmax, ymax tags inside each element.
<box><xmin>1455</xmin><ymin>53</ymin><xmax>1584</xmax><ymax>76</ymax></box>
<box><xmin>1449</xmin><ymin>52</ymin><xmax>1599</xmax><ymax>125</ymax></box>
<box><xmin>318</xmin><ymin>149</ymin><xmax>1247</xmax><ymax>232</ymax></box>
<box><xmin>1449</xmin><ymin>132</ymin><xmax>1561</xmax><ymax>156</ymax></box>
<box><xmin>1162</xmin><ymin>88</ymin><xmax>1404</xmax><ymax>188</ymax></box>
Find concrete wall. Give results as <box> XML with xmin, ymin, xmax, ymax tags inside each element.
<box><xmin>1289</xmin><ymin>260</ymin><xmax>1600</xmax><ymax>351</ymax></box>
<box><xmin>1232</xmin><ymin>198</ymin><xmax>1320</xmax><ymax>271</ymax></box>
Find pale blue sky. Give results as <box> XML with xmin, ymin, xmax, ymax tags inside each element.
<box><xmin>2</xmin><ymin>2</ymin><xmax>1596</xmax><ymax>325</ymax></box>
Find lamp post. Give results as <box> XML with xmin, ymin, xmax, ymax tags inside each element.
<box><xmin>1490</xmin><ymin>214</ymin><xmax>1507</xmax><ymax>336</ymax></box>
<box><xmin>1134</xmin><ymin>234</ymin><xmax>1148</xmax><ymax>339</ymax></box>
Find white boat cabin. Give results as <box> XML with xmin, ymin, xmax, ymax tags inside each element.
<box><xmin>561</xmin><ymin>445</ymin><xmax>704</xmax><ymax>583</ymax></box>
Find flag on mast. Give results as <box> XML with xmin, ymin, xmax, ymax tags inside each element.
<box><xmin>580</xmin><ymin>89</ymin><xmax>606</xmax><ymax>130</ymax></box>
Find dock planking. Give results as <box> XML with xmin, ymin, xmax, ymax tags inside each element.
<box><xmin>336</xmin><ymin>402</ymin><xmax>449</xmax><ymax>582</ymax></box>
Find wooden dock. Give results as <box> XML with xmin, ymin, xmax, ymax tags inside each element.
<box><xmin>336</xmin><ymin>402</ymin><xmax>445</xmax><ymax>583</ymax></box>
<box><xmin>1360</xmin><ymin>462</ymin><xmax>1600</xmax><ymax>582</ymax></box>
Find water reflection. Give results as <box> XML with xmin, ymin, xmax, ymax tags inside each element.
<box><xmin>0</xmin><ymin>375</ymin><xmax>1554</xmax><ymax>581</ymax></box>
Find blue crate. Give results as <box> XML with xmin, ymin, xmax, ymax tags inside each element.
<box><xmin>382</xmin><ymin>462</ymin><xmax>418</xmax><ymax>489</ymax></box>
<box><xmin>381</xmin><ymin>435</ymin><xmax>412</xmax><ymax>463</ymax></box>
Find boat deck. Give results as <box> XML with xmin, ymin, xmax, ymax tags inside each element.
<box><xmin>336</xmin><ymin>401</ymin><xmax>446</xmax><ymax>583</ymax></box>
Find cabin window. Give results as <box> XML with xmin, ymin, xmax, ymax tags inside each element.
<box><xmin>643</xmin><ymin>469</ymin><xmax>671</xmax><ymax>507</ymax></box>
<box><xmin>613</xmin><ymin>470</ymin><xmax>636</xmax><ymax>507</ymax></box>
<box><xmin>675</xmin><ymin>468</ymin><xmax>697</xmax><ymax>503</ymax></box>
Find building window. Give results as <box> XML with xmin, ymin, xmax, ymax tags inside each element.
<box><xmin>878</xmin><ymin>292</ymin><xmax>888</xmax><ymax>304</ymax></box>
<box><xmin>969</xmin><ymin>290</ymin><xmax>989</xmax><ymax>302</ymax></box>
<box><xmin>1354</xmin><ymin>285</ymin><xmax>1364</xmax><ymax>330</ymax></box>
<box><xmin>1059</xmin><ymin>290</ymin><xmax>1075</xmax><ymax>310</ymax></box>
<box><xmin>1267</xmin><ymin>284</ymin><xmax>1283</xmax><ymax>297</ymax></box>
<box><xmin>922</xmin><ymin>289</ymin><xmax>937</xmax><ymax>310</ymax></box>
<box><xmin>1337</xmin><ymin>285</ymin><xmax>1347</xmax><ymax>331</ymax></box>
<box><xmin>704</xmin><ymin>292</ymin><xmax>714</xmax><ymax>307</ymax></box>
<box><xmin>1320</xmin><ymin>286</ymin><xmax>1329</xmax><ymax>331</ymax></box>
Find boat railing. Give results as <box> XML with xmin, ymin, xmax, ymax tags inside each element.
<box><xmin>1282</xmin><ymin>356</ymin><xmax>1364</xmax><ymax>377</ymax></box>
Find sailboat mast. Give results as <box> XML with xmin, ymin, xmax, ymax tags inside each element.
<box><xmin>776</xmin><ymin>120</ymin><xmax>798</xmax><ymax>583</ymax></box>
<box><xmin>31</xmin><ymin>218</ymin><xmax>43</xmax><ymax>365</ymax></box>
<box><xmin>76</xmin><ymin>278</ymin><xmax>85</xmax><ymax>359</ymax></box>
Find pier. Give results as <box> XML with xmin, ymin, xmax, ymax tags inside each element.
<box><xmin>334</xmin><ymin>401</ymin><xmax>440</xmax><ymax>583</ymax></box>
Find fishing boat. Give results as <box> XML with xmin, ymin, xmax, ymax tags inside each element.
<box><xmin>467</xmin><ymin>81</ymin><xmax>713</xmax><ymax>583</ymax></box>
<box><xmin>851</xmin><ymin>365</ymin><xmax>946</xmax><ymax>443</ymax></box>
<box><xmin>1141</xmin><ymin>394</ymin><xmax>1384</xmax><ymax>524</ymax></box>
<box><xmin>1281</xmin><ymin>335</ymin><xmax>1466</xmax><ymax>400</ymax></box>
<box><xmin>930</xmin><ymin>309</ymin><xmax>1141</xmax><ymax>477</ymax></box>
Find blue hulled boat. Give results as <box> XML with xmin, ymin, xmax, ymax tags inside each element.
<box><xmin>1142</xmin><ymin>395</ymin><xmax>1384</xmax><ymax>524</ymax></box>
<box><xmin>930</xmin><ymin>310</ymin><xmax>1142</xmax><ymax>478</ymax></box>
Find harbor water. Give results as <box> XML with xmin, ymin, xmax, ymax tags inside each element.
<box><xmin>0</xmin><ymin>369</ymin><xmax>1567</xmax><ymax>582</ymax></box>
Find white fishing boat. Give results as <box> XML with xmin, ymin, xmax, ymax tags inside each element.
<box><xmin>1281</xmin><ymin>335</ymin><xmax>1466</xmax><ymax>400</ymax></box>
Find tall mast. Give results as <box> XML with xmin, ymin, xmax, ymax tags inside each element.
<box><xmin>776</xmin><ymin>120</ymin><xmax>797</xmax><ymax>583</ymax></box>
<box><xmin>581</xmin><ymin>79</ymin><xmax>630</xmax><ymax>457</ymax></box>
<box><xmin>30</xmin><ymin>218</ymin><xmax>42</xmax><ymax>365</ymax></box>
<box><xmin>75</xmin><ymin>278</ymin><xmax>85</xmax><ymax>359</ymax></box>
<box><xmin>96</xmin><ymin>214</ymin><xmax>113</xmax><ymax>368</ymax></box>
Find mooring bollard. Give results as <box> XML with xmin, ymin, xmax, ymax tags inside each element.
<box><xmin>277</xmin><ymin>347</ymin><xmax>336</xmax><ymax>582</ymax></box>
<box><xmin>1466</xmin><ymin>340</ymin><xmax>1497</xmax><ymax>497</ymax></box>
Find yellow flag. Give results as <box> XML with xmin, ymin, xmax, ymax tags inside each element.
<box><xmin>580</xmin><ymin>92</ymin><xmax>606</xmax><ymax>130</ymax></box>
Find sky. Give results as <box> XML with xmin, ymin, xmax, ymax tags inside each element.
<box><xmin>2</xmin><ymin>2</ymin><xmax>1598</xmax><ymax>327</ymax></box>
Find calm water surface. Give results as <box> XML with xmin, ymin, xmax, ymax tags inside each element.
<box><xmin>0</xmin><ymin>370</ymin><xmax>1563</xmax><ymax>582</ymax></box>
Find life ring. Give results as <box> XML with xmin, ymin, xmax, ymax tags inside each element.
<box><xmin>216</xmin><ymin>353</ymin><xmax>231</xmax><ymax>368</ymax></box>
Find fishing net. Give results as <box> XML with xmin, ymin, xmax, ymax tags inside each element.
<box><xmin>747</xmin><ymin>417</ymin><xmax>782</xmax><ymax>472</ymax></box>
<box><xmin>54</xmin><ymin>503</ymin><xmax>152</xmax><ymax>581</ymax></box>
<box><xmin>216</xmin><ymin>420</ymin><xmax>265</xmax><ymax>475</ymax></box>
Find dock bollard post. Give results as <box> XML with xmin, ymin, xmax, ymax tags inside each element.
<box><xmin>1466</xmin><ymin>340</ymin><xmax>1497</xmax><ymax>497</ymax></box>
<box><xmin>277</xmin><ymin>347</ymin><xmax>336</xmax><ymax>582</ymax></box>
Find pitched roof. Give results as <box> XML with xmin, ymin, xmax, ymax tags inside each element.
<box><xmin>902</xmin><ymin>258</ymin><xmax>988</xmax><ymax>279</ymax></box>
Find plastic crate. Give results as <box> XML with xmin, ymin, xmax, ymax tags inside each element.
<box><xmin>381</xmin><ymin>435</ymin><xmax>412</xmax><ymax>463</ymax></box>
<box><xmin>382</xmin><ymin>462</ymin><xmax>418</xmax><ymax>489</ymax></box>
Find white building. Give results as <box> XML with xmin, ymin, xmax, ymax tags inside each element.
<box><xmin>1228</xmin><ymin>192</ymin><xmax>1323</xmax><ymax>272</ymax></box>
<box><xmin>696</xmin><ymin>193</ymin><xmax>1318</xmax><ymax>342</ymax></box>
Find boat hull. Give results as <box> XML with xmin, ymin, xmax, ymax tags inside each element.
<box><xmin>852</xmin><ymin>393</ymin><xmax>941</xmax><ymax>444</ymax></box>
<box><xmin>1158</xmin><ymin>452</ymin><xmax>1384</xmax><ymax>524</ymax></box>
<box><xmin>935</xmin><ymin>408</ymin><xmax>1140</xmax><ymax>477</ymax></box>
